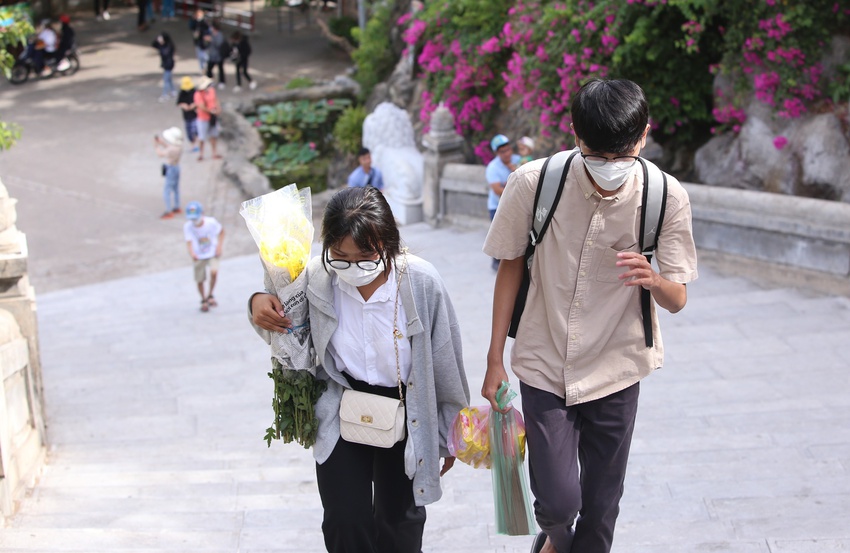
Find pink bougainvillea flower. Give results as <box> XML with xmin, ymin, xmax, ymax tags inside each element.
<box><xmin>309</xmin><ymin>142</ymin><xmax>316</xmax><ymax>149</ymax></box>
<box><xmin>670</xmin><ymin>97</ymin><xmax>680</xmax><ymax>108</ymax></box>
<box><xmin>773</xmin><ymin>136</ymin><xmax>788</xmax><ymax>150</ymax></box>
<box><xmin>480</xmin><ymin>36</ymin><xmax>501</xmax><ymax>54</ymax></box>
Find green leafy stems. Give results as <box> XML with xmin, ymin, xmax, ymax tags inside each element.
<box><xmin>265</xmin><ymin>358</ymin><xmax>328</xmax><ymax>448</ymax></box>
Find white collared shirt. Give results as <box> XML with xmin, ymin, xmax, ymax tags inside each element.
<box><xmin>328</xmin><ymin>266</ymin><xmax>412</xmax><ymax>387</ymax></box>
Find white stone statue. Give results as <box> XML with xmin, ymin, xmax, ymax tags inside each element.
<box><xmin>362</xmin><ymin>103</ymin><xmax>424</xmax><ymax>216</ymax></box>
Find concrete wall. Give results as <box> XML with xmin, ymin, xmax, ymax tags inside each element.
<box><xmin>435</xmin><ymin>164</ymin><xmax>850</xmax><ymax>292</ymax></box>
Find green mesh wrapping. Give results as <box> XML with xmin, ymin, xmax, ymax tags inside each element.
<box><xmin>489</xmin><ymin>381</ymin><xmax>536</xmax><ymax>536</ymax></box>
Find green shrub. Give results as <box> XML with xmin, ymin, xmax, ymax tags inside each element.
<box><xmin>333</xmin><ymin>105</ymin><xmax>367</xmax><ymax>156</ymax></box>
<box><xmin>285</xmin><ymin>76</ymin><xmax>315</xmax><ymax>90</ymax></box>
<box><xmin>351</xmin><ymin>0</ymin><xmax>397</xmax><ymax>98</ymax></box>
<box><xmin>329</xmin><ymin>16</ymin><xmax>359</xmax><ymax>47</ymax></box>
<box><xmin>249</xmin><ymin>98</ymin><xmax>353</xmax><ymax>193</ymax></box>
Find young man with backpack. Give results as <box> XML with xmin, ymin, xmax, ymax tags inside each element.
<box><xmin>482</xmin><ymin>79</ymin><xmax>698</xmax><ymax>553</ymax></box>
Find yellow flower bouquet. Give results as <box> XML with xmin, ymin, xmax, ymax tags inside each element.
<box><xmin>240</xmin><ymin>183</ymin><xmax>326</xmax><ymax>448</ymax></box>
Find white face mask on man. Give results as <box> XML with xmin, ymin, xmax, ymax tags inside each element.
<box><xmin>582</xmin><ymin>159</ymin><xmax>637</xmax><ymax>192</ymax></box>
<box><xmin>329</xmin><ymin>259</ymin><xmax>386</xmax><ymax>287</ymax></box>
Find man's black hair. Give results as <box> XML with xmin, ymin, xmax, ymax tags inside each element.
<box><xmin>571</xmin><ymin>79</ymin><xmax>649</xmax><ymax>154</ymax></box>
<box><xmin>357</xmin><ymin>147</ymin><xmax>370</xmax><ymax>158</ymax></box>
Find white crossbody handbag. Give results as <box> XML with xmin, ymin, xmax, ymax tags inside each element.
<box><xmin>338</xmin><ymin>254</ymin><xmax>407</xmax><ymax>448</ymax></box>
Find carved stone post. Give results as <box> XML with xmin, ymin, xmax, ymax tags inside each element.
<box><xmin>0</xmin><ymin>178</ymin><xmax>46</xmax><ymax>520</ymax></box>
<box><xmin>421</xmin><ymin>104</ymin><xmax>465</xmax><ymax>226</ymax></box>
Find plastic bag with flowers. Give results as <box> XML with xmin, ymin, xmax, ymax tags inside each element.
<box><xmin>448</xmin><ymin>403</ymin><xmax>526</xmax><ymax>470</ymax></box>
<box><xmin>240</xmin><ymin>183</ymin><xmax>326</xmax><ymax>449</ymax></box>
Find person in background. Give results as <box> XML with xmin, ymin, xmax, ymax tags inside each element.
<box><xmin>94</xmin><ymin>0</ymin><xmax>110</xmax><ymax>20</ymax></box>
<box><xmin>161</xmin><ymin>0</ymin><xmax>176</xmax><ymax>20</ymax></box>
<box><xmin>205</xmin><ymin>22</ymin><xmax>228</xmax><ymax>89</ymax></box>
<box><xmin>194</xmin><ymin>76</ymin><xmax>222</xmax><ymax>161</ymax></box>
<box><xmin>189</xmin><ymin>9</ymin><xmax>210</xmax><ymax>72</ymax></box>
<box><xmin>154</xmin><ymin>127</ymin><xmax>184</xmax><ymax>219</ymax></box>
<box><xmin>136</xmin><ymin>0</ymin><xmax>148</xmax><ymax>31</ymax></box>
<box><xmin>249</xmin><ymin>186</ymin><xmax>469</xmax><ymax>553</ymax></box>
<box><xmin>347</xmin><ymin>147</ymin><xmax>384</xmax><ymax>190</ymax></box>
<box><xmin>486</xmin><ymin>134</ymin><xmax>519</xmax><ymax>271</ymax></box>
<box><xmin>177</xmin><ymin>76</ymin><xmax>199</xmax><ymax>152</ymax></box>
<box><xmin>55</xmin><ymin>14</ymin><xmax>75</xmax><ymax>71</ymax></box>
<box><xmin>517</xmin><ymin>136</ymin><xmax>535</xmax><ymax>165</ymax></box>
<box><xmin>229</xmin><ymin>31</ymin><xmax>256</xmax><ymax>92</ymax></box>
<box><xmin>184</xmin><ymin>201</ymin><xmax>224</xmax><ymax>313</ymax></box>
<box><xmin>151</xmin><ymin>32</ymin><xmax>176</xmax><ymax>102</ymax></box>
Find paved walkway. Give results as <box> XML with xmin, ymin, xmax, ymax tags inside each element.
<box><xmin>3</xmin><ymin>221</ymin><xmax>850</xmax><ymax>552</ymax></box>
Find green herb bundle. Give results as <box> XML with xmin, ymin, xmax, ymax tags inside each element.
<box><xmin>264</xmin><ymin>358</ymin><xmax>327</xmax><ymax>448</ymax></box>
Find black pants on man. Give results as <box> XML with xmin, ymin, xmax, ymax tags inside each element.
<box><xmin>206</xmin><ymin>59</ymin><xmax>225</xmax><ymax>85</ymax></box>
<box><xmin>521</xmin><ymin>381</ymin><xmax>640</xmax><ymax>553</ymax></box>
<box><xmin>315</xmin><ymin>377</ymin><xmax>425</xmax><ymax>553</ymax></box>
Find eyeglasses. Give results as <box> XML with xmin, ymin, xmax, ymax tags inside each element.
<box><xmin>326</xmin><ymin>256</ymin><xmax>381</xmax><ymax>271</ymax></box>
<box><xmin>580</xmin><ymin>153</ymin><xmax>640</xmax><ymax>169</ymax></box>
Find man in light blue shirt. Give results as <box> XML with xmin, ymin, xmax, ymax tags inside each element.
<box><xmin>347</xmin><ymin>147</ymin><xmax>384</xmax><ymax>190</ymax></box>
<box><xmin>486</xmin><ymin>134</ymin><xmax>520</xmax><ymax>218</ymax></box>
<box><xmin>486</xmin><ymin>134</ymin><xmax>520</xmax><ymax>270</ymax></box>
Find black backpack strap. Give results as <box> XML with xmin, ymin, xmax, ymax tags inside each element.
<box><xmin>508</xmin><ymin>150</ymin><xmax>577</xmax><ymax>338</ymax></box>
<box><xmin>637</xmin><ymin>158</ymin><xmax>668</xmax><ymax>347</ymax></box>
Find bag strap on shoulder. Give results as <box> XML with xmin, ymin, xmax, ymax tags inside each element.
<box><xmin>637</xmin><ymin>157</ymin><xmax>669</xmax><ymax>347</ymax></box>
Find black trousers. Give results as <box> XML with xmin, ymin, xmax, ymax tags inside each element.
<box><xmin>315</xmin><ymin>377</ymin><xmax>425</xmax><ymax>553</ymax></box>
<box><xmin>94</xmin><ymin>0</ymin><xmax>109</xmax><ymax>15</ymax></box>
<box><xmin>206</xmin><ymin>59</ymin><xmax>225</xmax><ymax>84</ymax></box>
<box><xmin>235</xmin><ymin>60</ymin><xmax>251</xmax><ymax>86</ymax></box>
<box><xmin>521</xmin><ymin>381</ymin><xmax>640</xmax><ymax>553</ymax></box>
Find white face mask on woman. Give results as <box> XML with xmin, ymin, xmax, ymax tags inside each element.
<box><xmin>582</xmin><ymin>159</ymin><xmax>637</xmax><ymax>192</ymax></box>
<box><xmin>330</xmin><ymin>259</ymin><xmax>386</xmax><ymax>287</ymax></box>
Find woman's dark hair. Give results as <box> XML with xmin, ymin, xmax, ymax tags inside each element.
<box><xmin>570</xmin><ymin>79</ymin><xmax>649</xmax><ymax>154</ymax></box>
<box><xmin>231</xmin><ymin>31</ymin><xmax>242</xmax><ymax>42</ymax></box>
<box><xmin>160</xmin><ymin>32</ymin><xmax>173</xmax><ymax>47</ymax></box>
<box><xmin>321</xmin><ymin>187</ymin><xmax>401</xmax><ymax>273</ymax></box>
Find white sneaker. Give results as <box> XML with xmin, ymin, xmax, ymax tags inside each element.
<box><xmin>158</xmin><ymin>95</ymin><xmax>168</xmax><ymax>103</ymax></box>
<box><xmin>249</xmin><ymin>81</ymin><xmax>257</xmax><ymax>90</ymax></box>
<box><xmin>232</xmin><ymin>86</ymin><xmax>242</xmax><ymax>93</ymax></box>
<box><xmin>56</xmin><ymin>58</ymin><xmax>70</xmax><ymax>71</ymax></box>
<box><xmin>102</xmin><ymin>10</ymin><xmax>110</xmax><ymax>20</ymax></box>
<box><xmin>217</xmin><ymin>82</ymin><xmax>225</xmax><ymax>90</ymax></box>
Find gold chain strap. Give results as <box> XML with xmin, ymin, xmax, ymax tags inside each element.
<box><xmin>392</xmin><ymin>248</ymin><xmax>408</xmax><ymax>402</ymax></box>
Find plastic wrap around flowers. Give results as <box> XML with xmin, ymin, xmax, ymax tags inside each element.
<box><xmin>241</xmin><ymin>184</ymin><xmax>326</xmax><ymax>449</ymax></box>
<box><xmin>449</xmin><ymin>383</ymin><xmax>535</xmax><ymax>536</ymax></box>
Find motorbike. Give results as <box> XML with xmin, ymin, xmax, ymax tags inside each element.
<box><xmin>8</xmin><ymin>42</ymin><xmax>80</xmax><ymax>85</ymax></box>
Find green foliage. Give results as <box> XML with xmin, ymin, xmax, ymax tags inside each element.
<box><xmin>828</xmin><ymin>62</ymin><xmax>850</xmax><ymax>104</ymax></box>
<box><xmin>351</xmin><ymin>0</ymin><xmax>397</xmax><ymax>98</ymax></box>
<box><xmin>285</xmin><ymin>76</ymin><xmax>315</xmax><ymax>89</ymax></box>
<box><xmin>328</xmin><ymin>16</ymin><xmax>359</xmax><ymax>47</ymax></box>
<box><xmin>401</xmin><ymin>0</ymin><xmax>849</xmax><ymax>154</ymax></box>
<box><xmin>249</xmin><ymin>98</ymin><xmax>352</xmax><ymax>192</ymax></box>
<box><xmin>265</xmin><ymin>359</ymin><xmax>328</xmax><ymax>448</ymax></box>
<box><xmin>332</xmin><ymin>105</ymin><xmax>367</xmax><ymax>156</ymax></box>
<box><xmin>0</xmin><ymin>4</ymin><xmax>34</xmax><ymax>151</ymax></box>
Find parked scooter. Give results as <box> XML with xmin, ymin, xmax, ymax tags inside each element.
<box><xmin>8</xmin><ymin>41</ymin><xmax>80</xmax><ymax>85</ymax></box>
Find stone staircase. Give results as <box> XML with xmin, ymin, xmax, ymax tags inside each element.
<box><xmin>2</xmin><ymin>224</ymin><xmax>849</xmax><ymax>552</ymax></box>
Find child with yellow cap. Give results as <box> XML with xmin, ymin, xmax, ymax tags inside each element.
<box><xmin>176</xmin><ymin>76</ymin><xmax>200</xmax><ymax>152</ymax></box>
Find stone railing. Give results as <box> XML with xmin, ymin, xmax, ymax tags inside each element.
<box><xmin>0</xmin><ymin>179</ymin><xmax>47</xmax><ymax>521</ymax></box>
<box><xmin>419</xmin><ymin>109</ymin><xmax>850</xmax><ymax>294</ymax></box>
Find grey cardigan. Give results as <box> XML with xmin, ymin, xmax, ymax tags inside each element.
<box><xmin>251</xmin><ymin>254</ymin><xmax>470</xmax><ymax>506</ymax></box>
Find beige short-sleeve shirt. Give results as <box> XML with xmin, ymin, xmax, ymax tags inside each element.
<box><xmin>483</xmin><ymin>154</ymin><xmax>698</xmax><ymax>405</ymax></box>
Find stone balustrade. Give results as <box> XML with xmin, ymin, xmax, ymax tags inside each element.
<box><xmin>420</xmin><ymin>139</ymin><xmax>850</xmax><ymax>294</ymax></box>
<box><xmin>0</xmin><ymin>179</ymin><xmax>47</xmax><ymax>522</ymax></box>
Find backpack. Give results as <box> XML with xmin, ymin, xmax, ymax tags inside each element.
<box><xmin>507</xmin><ymin>150</ymin><xmax>669</xmax><ymax>348</ymax></box>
